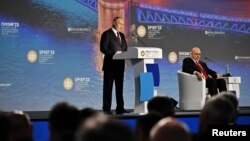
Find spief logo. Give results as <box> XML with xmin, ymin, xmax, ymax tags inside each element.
<box><xmin>168</xmin><ymin>51</ymin><xmax>177</xmax><ymax>63</ymax></box>
<box><xmin>137</xmin><ymin>25</ymin><xmax>146</xmax><ymax>38</ymax></box>
<box><xmin>27</xmin><ymin>50</ymin><xmax>38</xmax><ymax>63</ymax></box>
<box><xmin>141</xmin><ymin>51</ymin><xmax>145</xmax><ymax>57</ymax></box>
<box><xmin>63</xmin><ymin>77</ymin><xmax>73</xmax><ymax>90</ymax></box>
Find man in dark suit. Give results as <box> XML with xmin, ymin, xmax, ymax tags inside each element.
<box><xmin>182</xmin><ymin>47</ymin><xmax>227</xmax><ymax>96</ymax></box>
<box><xmin>100</xmin><ymin>16</ymin><xmax>128</xmax><ymax>115</ymax></box>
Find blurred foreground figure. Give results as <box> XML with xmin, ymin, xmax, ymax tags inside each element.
<box><xmin>0</xmin><ymin>110</ymin><xmax>10</xmax><ymax>141</ymax></box>
<box><xmin>150</xmin><ymin>117</ymin><xmax>191</xmax><ymax>141</ymax></box>
<box><xmin>48</xmin><ymin>102</ymin><xmax>81</xmax><ymax>141</ymax></box>
<box><xmin>8</xmin><ymin>110</ymin><xmax>34</xmax><ymax>141</ymax></box>
<box><xmin>76</xmin><ymin>110</ymin><xmax>135</xmax><ymax>141</ymax></box>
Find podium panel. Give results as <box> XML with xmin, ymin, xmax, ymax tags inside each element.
<box><xmin>146</xmin><ymin>64</ymin><xmax>160</xmax><ymax>86</ymax></box>
<box><xmin>139</xmin><ymin>72</ymin><xmax>154</xmax><ymax>101</ymax></box>
<box><xmin>113</xmin><ymin>47</ymin><xmax>162</xmax><ymax>113</ymax></box>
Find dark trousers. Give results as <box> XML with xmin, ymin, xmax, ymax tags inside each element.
<box><xmin>206</xmin><ymin>78</ymin><xmax>227</xmax><ymax>96</ymax></box>
<box><xmin>102</xmin><ymin>70</ymin><xmax>124</xmax><ymax>112</ymax></box>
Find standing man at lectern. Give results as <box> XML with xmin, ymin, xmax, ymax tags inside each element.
<box><xmin>100</xmin><ymin>16</ymin><xmax>128</xmax><ymax>115</ymax></box>
<box><xmin>182</xmin><ymin>47</ymin><xmax>227</xmax><ymax>96</ymax></box>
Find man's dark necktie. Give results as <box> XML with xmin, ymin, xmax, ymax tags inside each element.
<box><xmin>195</xmin><ymin>61</ymin><xmax>209</xmax><ymax>79</ymax></box>
<box><xmin>117</xmin><ymin>32</ymin><xmax>121</xmax><ymax>44</ymax></box>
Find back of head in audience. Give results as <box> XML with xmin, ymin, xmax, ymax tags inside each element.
<box><xmin>218</xmin><ymin>92</ymin><xmax>239</xmax><ymax>124</ymax></box>
<box><xmin>150</xmin><ymin>117</ymin><xmax>191</xmax><ymax>141</ymax></box>
<box><xmin>80</xmin><ymin>107</ymin><xmax>98</xmax><ymax>124</ymax></box>
<box><xmin>199</xmin><ymin>94</ymin><xmax>234</xmax><ymax>132</ymax></box>
<box><xmin>135</xmin><ymin>112</ymin><xmax>164</xmax><ymax>141</ymax></box>
<box><xmin>48</xmin><ymin>102</ymin><xmax>81</xmax><ymax>141</ymax></box>
<box><xmin>80</xmin><ymin>118</ymin><xmax>136</xmax><ymax>141</ymax></box>
<box><xmin>77</xmin><ymin>111</ymin><xmax>109</xmax><ymax>134</ymax></box>
<box><xmin>0</xmin><ymin>110</ymin><xmax>10</xmax><ymax>141</ymax></box>
<box><xmin>147</xmin><ymin>96</ymin><xmax>176</xmax><ymax>117</ymax></box>
<box><xmin>8</xmin><ymin>110</ymin><xmax>33</xmax><ymax>141</ymax></box>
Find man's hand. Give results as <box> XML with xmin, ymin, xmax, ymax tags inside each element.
<box><xmin>115</xmin><ymin>51</ymin><xmax>122</xmax><ymax>55</ymax></box>
<box><xmin>195</xmin><ymin>72</ymin><xmax>205</xmax><ymax>81</ymax></box>
<box><xmin>216</xmin><ymin>74</ymin><xmax>221</xmax><ymax>79</ymax></box>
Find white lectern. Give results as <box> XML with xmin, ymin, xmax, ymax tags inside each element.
<box><xmin>113</xmin><ymin>47</ymin><xmax>162</xmax><ymax>113</ymax></box>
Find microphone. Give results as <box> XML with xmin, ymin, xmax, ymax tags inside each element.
<box><xmin>204</xmin><ymin>57</ymin><xmax>232</xmax><ymax>77</ymax></box>
<box><xmin>132</xmin><ymin>33</ymin><xmax>146</xmax><ymax>46</ymax></box>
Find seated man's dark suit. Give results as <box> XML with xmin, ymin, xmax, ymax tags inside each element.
<box><xmin>182</xmin><ymin>57</ymin><xmax>227</xmax><ymax>96</ymax></box>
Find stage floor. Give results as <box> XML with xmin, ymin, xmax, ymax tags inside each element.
<box><xmin>25</xmin><ymin>106</ymin><xmax>250</xmax><ymax>120</ymax></box>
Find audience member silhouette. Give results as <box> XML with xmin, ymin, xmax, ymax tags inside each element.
<box><xmin>0</xmin><ymin>110</ymin><xmax>10</xmax><ymax>141</ymax></box>
<box><xmin>218</xmin><ymin>92</ymin><xmax>239</xmax><ymax>124</ymax></box>
<box><xmin>8</xmin><ymin>110</ymin><xmax>34</xmax><ymax>141</ymax></box>
<box><xmin>198</xmin><ymin>95</ymin><xmax>234</xmax><ymax>132</ymax></box>
<box><xmin>147</xmin><ymin>96</ymin><xmax>176</xmax><ymax>117</ymax></box>
<box><xmin>80</xmin><ymin>118</ymin><xmax>136</xmax><ymax>141</ymax></box>
<box><xmin>150</xmin><ymin>117</ymin><xmax>191</xmax><ymax>141</ymax></box>
<box><xmin>135</xmin><ymin>112</ymin><xmax>163</xmax><ymax>141</ymax></box>
<box><xmin>80</xmin><ymin>107</ymin><xmax>99</xmax><ymax>125</ymax></box>
<box><xmin>77</xmin><ymin>111</ymin><xmax>109</xmax><ymax>134</ymax></box>
<box><xmin>193</xmin><ymin>95</ymin><xmax>234</xmax><ymax>141</ymax></box>
<box><xmin>48</xmin><ymin>102</ymin><xmax>81</xmax><ymax>141</ymax></box>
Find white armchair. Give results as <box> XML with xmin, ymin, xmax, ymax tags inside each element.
<box><xmin>177</xmin><ymin>70</ymin><xmax>206</xmax><ymax>110</ymax></box>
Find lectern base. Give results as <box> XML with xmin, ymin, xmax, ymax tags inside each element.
<box><xmin>133</xmin><ymin>102</ymin><xmax>148</xmax><ymax>114</ymax></box>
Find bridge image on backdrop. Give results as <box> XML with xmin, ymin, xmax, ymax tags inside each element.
<box><xmin>114</xmin><ymin>47</ymin><xmax>162</xmax><ymax>113</ymax></box>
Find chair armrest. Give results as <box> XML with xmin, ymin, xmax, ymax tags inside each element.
<box><xmin>177</xmin><ymin>70</ymin><xmax>206</xmax><ymax>110</ymax></box>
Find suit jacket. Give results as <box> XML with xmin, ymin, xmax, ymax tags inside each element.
<box><xmin>182</xmin><ymin>57</ymin><xmax>217</xmax><ymax>79</ymax></box>
<box><xmin>100</xmin><ymin>28</ymin><xmax>127</xmax><ymax>71</ymax></box>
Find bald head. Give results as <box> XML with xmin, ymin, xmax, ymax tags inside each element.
<box><xmin>150</xmin><ymin>117</ymin><xmax>191</xmax><ymax>141</ymax></box>
<box><xmin>191</xmin><ymin>47</ymin><xmax>201</xmax><ymax>62</ymax></box>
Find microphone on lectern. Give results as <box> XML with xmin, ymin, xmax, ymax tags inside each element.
<box><xmin>132</xmin><ymin>33</ymin><xmax>146</xmax><ymax>46</ymax></box>
<box><xmin>204</xmin><ymin>57</ymin><xmax>232</xmax><ymax>77</ymax></box>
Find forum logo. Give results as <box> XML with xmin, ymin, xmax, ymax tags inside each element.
<box><xmin>137</xmin><ymin>25</ymin><xmax>147</xmax><ymax>38</ymax></box>
<box><xmin>27</xmin><ymin>50</ymin><xmax>38</xmax><ymax>63</ymax></box>
<box><xmin>168</xmin><ymin>51</ymin><xmax>177</xmax><ymax>63</ymax></box>
<box><xmin>63</xmin><ymin>77</ymin><xmax>74</xmax><ymax>90</ymax></box>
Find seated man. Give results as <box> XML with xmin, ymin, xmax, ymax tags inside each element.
<box><xmin>182</xmin><ymin>47</ymin><xmax>227</xmax><ymax>96</ymax></box>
